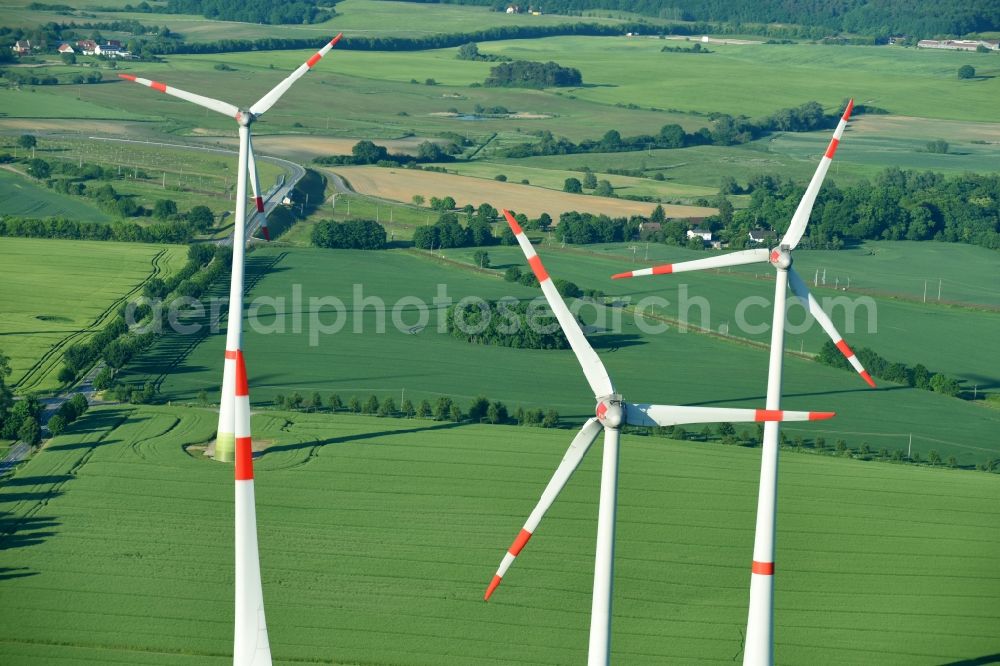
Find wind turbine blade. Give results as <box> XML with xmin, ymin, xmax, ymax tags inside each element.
<box><xmin>787</xmin><ymin>267</ymin><xmax>875</xmax><ymax>387</ymax></box>
<box><xmin>117</xmin><ymin>73</ymin><xmax>240</xmax><ymax>118</ymax></box>
<box><xmin>611</xmin><ymin>248</ymin><xmax>769</xmax><ymax>280</ymax></box>
<box><xmin>502</xmin><ymin>209</ymin><xmax>614</xmax><ymax>399</ymax></box>
<box><xmin>779</xmin><ymin>99</ymin><xmax>854</xmax><ymax>250</ymax></box>
<box><xmin>247</xmin><ymin>135</ymin><xmax>270</xmax><ymax>241</ymax></box>
<box><xmin>485</xmin><ymin>418</ymin><xmax>603</xmax><ymax>601</ymax></box>
<box><xmin>625</xmin><ymin>403</ymin><xmax>834</xmax><ymax>427</ymax></box>
<box><xmin>249</xmin><ymin>33</ymin><xmax>343</xmax><ymax>116</ymax></box>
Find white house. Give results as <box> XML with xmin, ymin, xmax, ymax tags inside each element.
<box><xmin>748</xmin><ymin>229</ymin><xmax>768</xmax><ymax>244</ymax></box>
<box><xmin>12</xmin><ymin>40</ymin><xmax>31</xmax><ymax>55</ymax></box>
<box><xmin>57</xmin><ymin>43</ymin><xmax>75</xmax><ymax>54</ymax></box>
<box><xmin>76</xmin><ymin>39</ymin><xmax>97</xmax><ymax>55</ymax></box>
<box><xmin>687</xmin><ymin>228</ymin><xmax>712</xmax><ymax>242</ymax></box>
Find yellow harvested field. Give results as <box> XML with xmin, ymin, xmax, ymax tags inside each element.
<box><xmin>326</xmin><ymin>166</ymin><xmax>717</xmax><ymax>219</ymax></box>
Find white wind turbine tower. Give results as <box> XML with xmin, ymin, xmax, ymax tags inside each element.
<box><xmin>118</xmin><ymin>34</ymin><xmax>342</xmax><ymax>665</ymax></box>
<box><xmin>611</xmin><ymin>99</ymin><xmax>873</xmax><ymax>666</ymax></box>
<box><xmin>485</xmin><ymin>209</ymin><xmax>837</xmax><ymax>665</ymax></box>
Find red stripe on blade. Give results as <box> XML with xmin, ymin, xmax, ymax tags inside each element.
<box><xmin>234</xmin><ymin>351</ymin><xmax>249</xmax><ymax>397</ymax></box>
<box><xmin>652</xmin><ymin>264</ymin><xmax>674</xmax><ymax>275</ymax></box>
<box><xmin>528</xmin><ymin>255</ymin><xmax>548</xmax><ymax>282</ymax></box>
<box><xmin>151</xmin><ymin>81</ymin><xmax>167</xmax><ymax>93</ymax></box>
<box><xmin>509</xmin><ymin>529</ymin><xmax>532</xmax><ymax>556</ymax></box>
<box><xmin>262</xmin><ymin>226</ymin><xmax>271</xmax><ymax>241</ymax></box>
<box><xmin>835</xmin><ymin>339</ymin><xmax>854</xmax><ymax>358</ymax></box>
<box><xmin>117</xmin><ymin>74</ymin><xmax>136</xmax><ymax>81</ymax></box>
<box><xmin>755</xmin><ymin>409</ymin><xmax>784</xmax><ymax>421</ymax></box>
<box><xmin>752</xmin><ymin>561</ymin><xmax>774</xmax><ymax>575</ymax></box>
<box><xmin>225</xmin><ymin>350</ymin><xmax>238</xmax><ymax>360</ymax></box>
<box><xmin>610</xmin><ymin>271</ymin><xmax>633</xmax><ymax>280</ymax></box>
<box><xmin>255</xmin><ymin>196</ymin><xmax>264</xmax><ymax>212</ymax></box>
<box><xmin>860</xmin><ymin>370</ymin><xmax>876</xmax><ymax>388</ymax></box>
<box><xmin>842</xmin><ymin>98</ymin><xmax>854</xmax><ymax>121</ymax></box>
<box><xmin>330</xmin><ymin>33</ymin><xmax>343</xmax><ymax>47</ymax></box>
<box><xmin>808</xmin><ymin>411</ymin><xmax>836</xmax><ymax>421</ymax></box>
<box><xmin>235</xmin><ymin>437</ymin><xmax>254</xmax><ymax>480</ymax></box>
<box><xmin>825</xmin><ymin>138</ymin><xmax>840</xmax><ymax>159</ymax></box>
<box><xmin>484</xmin><ymin>575</ymin><xmax>502</xmax><ymax>601</ymax></box>
<box><xmin>502</xmin><ymin>209</ymin><xmax>522</xmax><ymax>235</ymax></box>
<box><xmin>306</xmin><ymin>52</ymin><xmax>322</xmax><ymax>68</ymax></box>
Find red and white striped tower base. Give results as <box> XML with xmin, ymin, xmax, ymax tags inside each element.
<box><xmin>233</xmin><ymin>350</ymin><xmax>271</xmax><ymax>665</ymax></box>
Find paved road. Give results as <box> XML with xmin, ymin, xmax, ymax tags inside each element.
<box><xmin>87</xmin><ymin>136</ymin><xmax>307</xmax><ymax>245</ymax></box>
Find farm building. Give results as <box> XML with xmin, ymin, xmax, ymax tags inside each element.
<box><xmin>11</xmin><ymin>40</ymin><xmax>32</xmax><ymax>55</ymax></box>
<box><xmin>917</xmin><ymin>39</ymin><xmax>999</xmax><ymax>51</ymax></box>
<box><xmin>76</xmin><ymin>40</ymin><xmax>97</xmax><ymax>55</ymax></box>
<box><xmin>57</xmin><ymin>43</ymin><xmax>75</xmax><ymax>54</ymax></box>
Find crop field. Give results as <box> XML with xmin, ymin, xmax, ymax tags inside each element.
<box><xmin>119</xmin><ymin>245</ymin><xmax>1000</xmax><ymax>465</ymax></box>
<box><xmin>0</xmin><ymin>404</ymin><xmax>997</xmax><ymax>664</ymax></box>
<box><xmin>575</xmin><ymin>240</ymin><xmax>1000</xmax><ymax>308</ymax></box>
<box><xmin>0</xmin><ymin>238</ymin><xmax>187</xmax><ymax>394</ymax></box>
<box><xmin>427</xmin><ymin>159</ymin><xmax>719</xmax><ymax>201</ymax></box>
<box><xmin>438</xmin><ymin>243</ymin><xmax>1000</xmax><ymax>387</ymax></box>
<box><xmin>0</xmin><ymin>169</ymin><xmax>111</xmax><ymax>222</ymax></box>
<box><xmin>325</xmin><ymin>165</ymin><xmax>716</xmax><ymax>218</ymax></box>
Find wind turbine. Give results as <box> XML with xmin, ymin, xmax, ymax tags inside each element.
<box><xmin>610</xmin><ymin>99</ymin><xmax>871</xmax><ymax>665</ymax></box>
<box><xmin>485</xmin><ymin>209</ymin><xmax>836</xmax><ymax>665</ymax></box>
<box><xmin>117</xmin><ymin>35</ymin><xmax>343</xmax><ymax>665</ymax></box>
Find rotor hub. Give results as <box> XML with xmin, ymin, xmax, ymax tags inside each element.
<box><xmin>235</xmin><ymin>110</ymin><xmax>255</xmax><ymax>127</ymax></box>
<box><xmin>596</xmin><ymin>397</ymin><xmax>624</xmax><ymax>429</ymax></box>
<box><xmin>769</xmin><ymin>245</ymin><xmax>792</xmax><ymax>270</ymax></box>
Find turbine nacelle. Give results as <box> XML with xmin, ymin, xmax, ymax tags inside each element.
<box><xmin>234</xmin><ymin>110</ymin><xmax>256</xmax><ymax>127</ymax></box>
<box><xmin>596</xmin><ymin>397</ymin><xmax>624</xmax><ymax>429</ymax></box>
<box><xmin>769</xmin><ymin>245</ymin><xmax>792</xmax><ymax>270</ymax></box>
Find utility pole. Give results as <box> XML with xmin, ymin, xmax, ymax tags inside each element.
<box><xmin>908</xmin><ymin>434</ymin><xmax>912</xmax><ymax>460</ymax></box>
<box><xmin>835</xmin><ymin>277</ymin><xmax>839</xmax><ymax>289</ymax></box>
<box><xmin>814</xmin><ymin>268</ymin><xmax>819</xmax><ymax>287</ymax></box>
<box><xmin>822</xmin><ymin>268</ymin><xmax>827</xmax><ymax>285</ymax></box>
<box><xmin>923</xmin><ymin>280</ymin><xmax>928</xmax><ymax>303</ymax></box>
<box><xmin>938</xmin><ymin>279</ymin><xmax>942</xmax><ymax>301</ymax></box>
<box><xmin>162</xmin><ymin>172</ymin><xmax>166</xmax><ymax>189</ymax></box>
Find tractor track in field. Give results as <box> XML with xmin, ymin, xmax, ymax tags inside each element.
<box><xmin>14</xmin><ymin>249</ymin><xmax>169</xmax><ymax>394</ymax></box>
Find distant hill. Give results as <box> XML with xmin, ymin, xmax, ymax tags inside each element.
<box><xmin>403</xmin><ymin>0</ymin><xmax>1000</xmax><ymax>37</ymax></box>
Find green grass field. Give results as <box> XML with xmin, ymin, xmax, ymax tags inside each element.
<box><xmin>119</xmin><ymin>245</ymin><xmax>1000</xmax><ymax>466</ymax></box>
<box><xmin>0</xmin><ymin>237</ymin><xmax>187</xmax><ymax>394</ymax></box>
<box><xmin>0</xmin><ymin>169</ymin><xmax>112</xmax><ymax>222</ymax></box>
<box><xmin>0</xmin><ymin>404</ymin><xmax>997</xmax><ymax>664</ymax></box>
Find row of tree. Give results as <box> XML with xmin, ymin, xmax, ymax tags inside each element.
<box><xmin>273</xmin><ymin>391</ymin><xmax>562</xmax><ymax>427</ymax></box>
<box><xmin>499</xmin><ymin>100</ymin><xmax>850</xmax><ymax>158</ymax></box>
<box><xmin>61</xmin><ymin>245</ymin><xmax>229</xmax><ymax>390</ymax></box>
<box><xmin>45</xmin><ymin>393</ymin><xmax>89</xmax><ymax>437</ymax></box>
<box><xmin>314</xmin><ymin>140</ymin><xmax>457</xmax><ymax>166</ymax></box>
<box><xmin>449</xmin><ymin>0</ymin><xmax>999</xmax><ymax>38</ymax></box>
<box><xmin>815</xmin><ymin>341</ymin><xmax>963</xmax><ymax>397</ymax></box>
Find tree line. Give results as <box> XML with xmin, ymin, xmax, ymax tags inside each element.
<box><xmin>63</xmin><ymin>245</ymin><xmax>229</xmax><ymax>396</ymax></box>
<box><xmin>400</xmin><ymin>0</ymin><xmax>999</xmax><ymax>38</ymax></box>
<box><xmin>272</xmin><ymin>390</ymin><xmax>562</xmax><ymax>428</ymax></box>
<box><xmin>815</xmin><ymin>341</ymin><xmax>963</xmax><ymax>398</ymax></box>
<box><xmin>499</xmin><ymin>100</ymin><xmax>854</xmax><ymax>158</ymax></box>
<box><xmin>106</xmin><ymin>0</ymin><xmax>335</xmax><ymax>25</ymax></box>
<box><xmin>315</xmin><ymin>139</ymin><xmax>457</xmax><ymax>167</ymax></box>
<box><xmin>728</xmin><ymin>168</ymin><xmax>1000</xmax><ymax>252</ymax></box>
